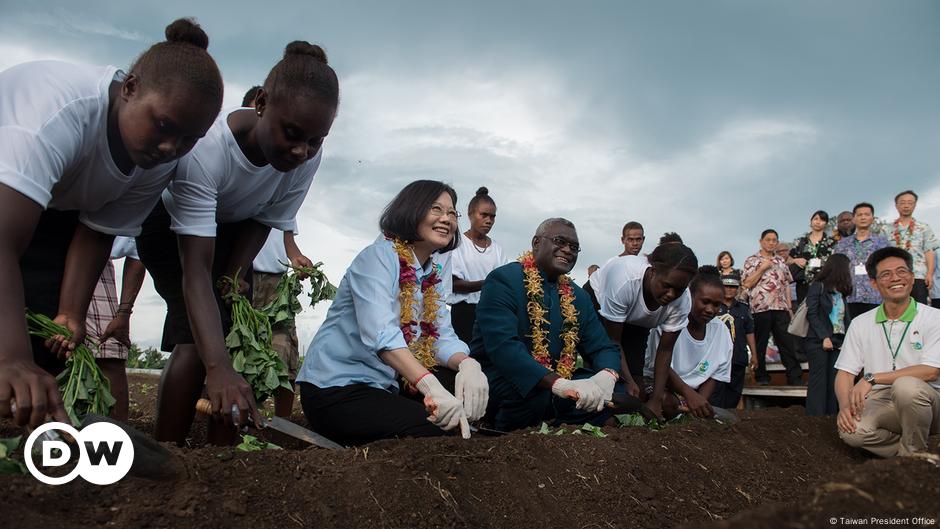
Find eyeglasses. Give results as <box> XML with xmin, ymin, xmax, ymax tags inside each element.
<box><xmin>429</xmin><ymin>204</ymin><xmax>461</xmax><ymax>221</ymax></box>
<box><xmin>876</xmin><ymin>268</ymin><xmax>913</xmax><ymax>281</ymax></box>
<box><xmin>539</xmin><ymin>235</ymin><xmax>581</xmax><ymax>253</ymax></box>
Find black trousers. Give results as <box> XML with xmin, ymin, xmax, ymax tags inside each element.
<box><xmin>709</xmin><ymin>363</ymin><xmax>746</xmax><ymax>409</ymax></box>
<box><xmin>21</xmin><ymin>209</ymin><xmax>81</xmax><ymax>375</ymax></box>
<box><xmin>847</xmin><ymin>302</ymin><xmax>878</xmax><ymax>320</ymax></box>
<box><xmin>912</xmin><ymin>279</ymin><xmax>929</xmax><ymax>305</ymax></box>
<box><xmin>621</xmin><ymin>323</ymin><xmax>651</xmax><ymax>381</ymax></box>
<box><xmin>298</xmin><ymin>382</ymin><xmax>446</xmax><ymax>446</ymax></box>
<box><xmin>136</xmin><ymin>201</ymin><xmax>253</xmax><ymax>351</ymax></box>
<box><xmin>450</xmin><ymin>301</ymin><xmax>477</xmax><ymax>344</ymax></box>
<box><xmin>753</xmin><ymin>310</ymin><xmax>802</xmax><ymax>383</ymax></box>
<box><xmin>486</xmin><ymin>368</ymin><xmax>623</xmax><ymax>432</ymax></box>
<box><xmin>805</xmin><ymin>336</ymin><xmax>841</xmax><ymax>416</ymax></box>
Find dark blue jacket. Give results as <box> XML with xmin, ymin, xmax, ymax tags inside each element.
<box><xmin>470</xmin><ymin>262</ymin><xmax>621</xmax><ymax>398</ymax></box>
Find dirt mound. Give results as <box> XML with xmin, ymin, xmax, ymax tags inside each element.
<box><xmin>1</xmin><ymin>375</ymin><xmax>937</xmax><ymax>529</ymax></box>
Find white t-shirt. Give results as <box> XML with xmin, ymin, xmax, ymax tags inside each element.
<box><xmin>644</xmin><ymin>318</ymin><xmax>733</xmax><ymax>390</ymax></box>
<box><xmin>163</xmin><ymin>107</ymin><xmax>322</xmax><ymax>237</ymax></box>
<box><xmin>448</xmin><ymin>233</ymin><xmax>506</xmax><ymax>304</ymax></box>
<box><xmin>835</xmin><ymin>301</ymin><xmax>940</xmax><ymax>390</ymax></box>
<box><xmin>253</xmin><ymin>229</ymin><xmax>289</xmax><ymax>274</ymax></box>
<box><xmin>0</xmin><ymin>61</ymin><xmax>177</xmax><ymax>236</ymax></box>
<box><xmin>590</xmin><ymin>254</ymin><xmax>691</xmax><ymax>332</ymax></box>
<box><xmin>110</xmin><ymin>236</ymin><xmax>139</xmax><ymax>261</ymax></box>
<box><xmin>432</xmin><ymin>251</ymin><xmax>454</xmax><ymax>300</ymax></box>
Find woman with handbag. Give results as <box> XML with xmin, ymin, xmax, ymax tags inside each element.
<box><xmin>804</xmin><ymin>253</ymin><xmax>853</xmax><ymax>415</ymax></box>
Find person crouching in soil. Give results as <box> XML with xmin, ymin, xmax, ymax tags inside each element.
<box><xmin>835</xmin><ymin>247</ymin><xmax>940</xmax><ymax>457</ymax></box>
<box><xmin>470</xmin><ymin>218</ymin><xmax>624</xmax><ymax>431</ymax></box>
<box><xmin>295</xmin><ymin>180</ymin><xmax>489</xmax><ymax>445</ymax></box>
<box><xmin>642</xmin><ymin>266</ymin><xmax>734</xmax><ymax>420</ymax></box>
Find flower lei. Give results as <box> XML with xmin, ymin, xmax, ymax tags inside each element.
<box><xmin>390</xmin><ymin>237</ymin><xmax>441</xmax><ymax>370</ymax></box>
<box><xmin>893</xmin><ymin>219</ymin><xmax>915</xmax><ymax>251</ymax></box>
<box><xmin>519</xmin><ymin>251</ymin><xmax>579</xmax><ymax>379</ymax></box>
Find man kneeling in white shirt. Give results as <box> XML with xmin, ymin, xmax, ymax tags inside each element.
<box><xmin>835</xmin><ymin>247</ymin><xmax>940</xmax><ymax>457</ymax></box>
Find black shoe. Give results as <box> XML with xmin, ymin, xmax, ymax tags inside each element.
<box><xmin>756</xmin><ymin>379</ymin><xmax>771</xmax><ymax>386</ymax></box>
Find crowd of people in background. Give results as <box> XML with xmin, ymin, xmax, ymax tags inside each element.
<box><xmin>0</xmin><ymin>17</ymin><xmax>936</xmax><ymax>460</ymax></box>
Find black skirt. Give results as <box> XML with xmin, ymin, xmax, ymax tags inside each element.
<box><xmin>136</xmin><ymin>201</ymin><xmax>254</xmax><ymax>352</ymax></box>
<box><xmin>21</xmin><ymin>209</ymin><xmax>81</xmax><ymax>374</ymax></box>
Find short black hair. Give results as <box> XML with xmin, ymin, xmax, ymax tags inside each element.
<box><xmin>811</xmin><ymin>210</ymin><xmax>829</xmax><ymax>223</ymax></box>
<box><xmin>658</xmin><ymin>232</ymin><xmax>683</xmax><ymax>245</ymax></box>
<box><xmin>852</xmin><ymin>202</ymin><xmax>874</xmax><ymax>215</ymax></box>
<box><xmin>895</xmin><ymin>190</ymin><xmax>918</xmax><ymax>203</ymax></box>
<box><xmin>380</xmin><ymin>180</ymin><xmax>460</xmax><ymax>253</ymax></box>
<box><xmin>648</xmin><ymin>241</ymin><xmax>698</xmax><ymax>276</ymax></box>
<box><xmin>622</xmin><ymin>221</ymin><xmax>644</xmax><ymax>237</ymax></box>
<box><xmin>690</xmin><ymin>265</ymin><xmax>724</xmax><ymax>296</ymax></box>
<box><xmin>242</xmin><ymin>86</ymin><xmax>262</xmax><ymax>107</ymax></box>
<box><xmin>866</xmin><ymin>247</ymin><xmax>914</xmax><ymax>279</ymax></box>
<box><xmin>468</xmin><ymin>186</ymin><xmax>495</xmax><ymax>212</ymax></box>
<box><xmin>760</xmin><ymin>229</ymin><xmax>778</xmax><ymax>239</ymax></box>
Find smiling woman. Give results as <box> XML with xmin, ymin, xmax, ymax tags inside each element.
<box><xmin>0</xmin><ymin>17</ymin><xmax>222</xmax><ymax>429</ymax></box>
<box><xmin>293</xmin><ymin>180</ymin><xmax>489</xmax><ymax>446</ymax></box>
<box><xmin>134</xmin><ymin>40</ymin><xmax>340</xmax><ymax>446</ymax></box>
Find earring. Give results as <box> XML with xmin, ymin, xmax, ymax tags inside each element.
<box><xmin>256</xmin><ymin>109</ymin><xmax>263</xmax><ymax>117</ymax></box>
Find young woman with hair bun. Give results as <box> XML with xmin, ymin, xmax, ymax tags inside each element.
<box><xmin>0</xmin><ymin>18</ymin><xmax>223</xmax><ymax>428</ymax></box>
<box><xmin>136</xmin><ymin>40</ymin><xmax>340</xmax><ymax>444</ymax></box>
<box><xmin>447</xmin><ymin>186</ymin><xmax>506</xmax><ymax>342</ymax></box>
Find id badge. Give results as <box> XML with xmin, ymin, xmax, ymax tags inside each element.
<box><xmin>854</xmin><ymin>264</ymin><xmax>867</xmax><ymax>275</ymax></box>
<box><xmin>808</xmin><ymin>258</ymin><xmax>822</xmax><ymax>269</ymax></box>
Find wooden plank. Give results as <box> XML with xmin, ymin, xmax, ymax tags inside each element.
<box><xmin>742</xmin><ymin>386</ymin><xmax>807</xmax><ymax>397</ymax></box>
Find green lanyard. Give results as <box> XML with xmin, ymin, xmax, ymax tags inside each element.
<box><xmin>881</xmin><ymin>319</ymin><xmax>912</xmax><ymax>371</ymax></box>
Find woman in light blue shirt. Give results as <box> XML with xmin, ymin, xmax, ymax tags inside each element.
<box><xmin>296</xmin><ymin>180</ymin><xmax>489</xmax><ymax>445</ymax></box>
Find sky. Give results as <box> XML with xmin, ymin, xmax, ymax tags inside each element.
<box><xmin>2</xmin><ymin>0</ymin><xmax>938</xmax><ymax>353</ymax></box>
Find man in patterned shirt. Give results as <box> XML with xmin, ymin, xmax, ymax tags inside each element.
<box><xmin>834</xmin><ymin>202</ymin><xmax>889</xmax><ymax>319</ymax></box>
<box><xmin>743</xmin><ymin>229</ymin><xmax>802</xmax><ymax>386</ymax></box>
<box><xmin>880</xmin><ymin>190</ymin><xmax>938</xmax><ymax>305</ymax></box>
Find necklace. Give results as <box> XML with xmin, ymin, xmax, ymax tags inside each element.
<box><xmin>519</xmin><ymin>251</ymin><xmax>579</xmax><ymax>379</ymax></box>
<box><xmin>388</xmin><ymin>237</ymin><xmax>441</xmax><ymax>370</ymax></box>
<box><xmin>468</xmin><ymin>233</ymin><xmax>491</xmax><ymax>253</ymax></box>
<box><xmin>893</xmin><ymin>219</ymin><xmax>915</xmax><ymax>251</ymax></box>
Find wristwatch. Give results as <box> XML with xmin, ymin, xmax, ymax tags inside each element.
<box><xmin>863</xmin><ymin>372</ymin><xmax>876</xmax><ymax>385</ymax></box>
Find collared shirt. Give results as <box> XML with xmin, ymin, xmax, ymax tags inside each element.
<box><xmin>876</xmin><ymin>218</ymin><xmax>939</xmax><ymax>279</ymax></box>
<box><xmin>716</xmin><ymin>300</ymin><xmax>755</xmax><ymax>366</ymax></box>
<box><xmin>296</xmin><ymin>236</ymin><xmax>468</xmax><ymax>391</ymax></box>
<box><xmin>835</xmin><ymin>298</ymin><xmax>940</xmax><ymax>390</ymax></box>
<box><xmin>833</xmin><ymin>233</ymin><xmax>889</xmax><ymax>304</ymax></box>
<box><xmin>790</xmin><ymin>232</ymin><xmax>837</xmax><ymax>284</ymax></box>
<box><xmin>742</xmin><ymin>253</ymin><xmax>794</xmax><ymax>313</ymax></box>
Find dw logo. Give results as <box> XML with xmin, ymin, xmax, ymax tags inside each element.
<box><xmin>24</xmin><ymin>422</ymin><xmax>134</xmax><ymax>485</ymax></box>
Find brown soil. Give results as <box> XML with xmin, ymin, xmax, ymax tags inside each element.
<box><xmin>1</xmin><ymin>373</ymin><xmax>938</xmax><ymax>529</ymax></box>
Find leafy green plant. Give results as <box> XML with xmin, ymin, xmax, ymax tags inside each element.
<box><xmin>0</xmin><ymin>436</ymin><xmax>27</xmax><ymax>475</ymax></box>
<box><xmin>535</xmin><ymin>422</ymin><xmax>607</xmax><ymax>438</ymax></box>
<box><xmin>292</xmin><ymin>262</ymin><xmax>337</xmax><ymax>309</ymax></box>
<box><xmin>220</xmin><ymin>275</ymin><xmax>291</xmax><ymax>405</ymax></box>
<box><xmin>235</xmin><ymin>434</ymin><xmax>281</xmax><ymax>451</ymax></box>
<box><xmin>27</xmin><ymin>311</ymin><xmax>116</xmax><ymax>425</ymax></box>
<box><xmin>615</xmin><ymin>412</ymin><xmax>693</xmax><ymax>430</ymax></box>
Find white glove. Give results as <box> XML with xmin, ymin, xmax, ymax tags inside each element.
<box><xmin>588</xmin><ymin>369</ymin><xmax>618</xmax><ymax>410</ymax></box>
<box><xmin>455</xmin><ymin>358</ymin><xmax>489</xmax><ymax>421</ymax></box>
<box><xmin>551</xmin><ymin>377</ymin><xmax>604</xmax><ymax>412</ymax></box>
<box><xmin>416</xmin><ymin>374</ymin><xmax>471</xmax><ymax>438</ymax></box>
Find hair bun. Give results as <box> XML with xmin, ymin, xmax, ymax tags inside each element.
<box><xmin>475</xmin><ymin>186</ymin><xmax>489</xmax><ymax>196</ymax></box>
<box><xmin>284</xmin><ymin>41</ymin><xmax>328</xmax><ymax>64</ymax></box>
<box><xmin>164</xmin><ymin>18</ymin><xmax>209</xmax><ymax>50</ymax></box>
